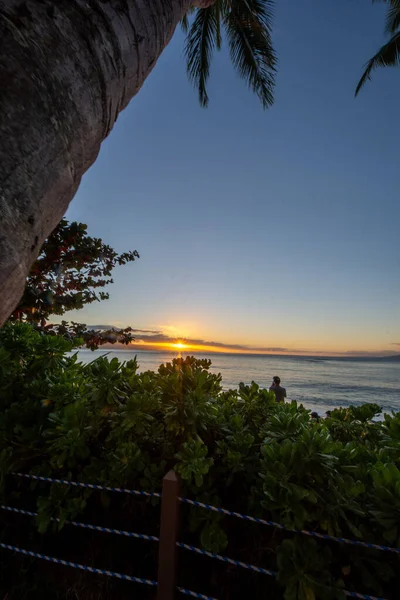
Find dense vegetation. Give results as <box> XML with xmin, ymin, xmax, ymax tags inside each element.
<box><xmin>0</xmin><ymin>323</ymin><xmax>399</xmax><ymax>600</ymax></box>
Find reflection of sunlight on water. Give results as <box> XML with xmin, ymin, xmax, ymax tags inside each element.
<box><xmin>74</xmin><ymin>349</ymin><xmax>400</xmax><ymax>417</ymax></box>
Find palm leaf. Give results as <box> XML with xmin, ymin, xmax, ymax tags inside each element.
<box><xmin>355</xmin><ymin>32</ymin><xmax>400</xmax><ymax>95</ymax></box>
<box><xmin>215</xmin><ymin>1</ymin><xmax>223</xmax><ymax>50</ymax></box>
<box><xmin>181</xmin><ymin>7</ymin><xmax>196</xmax><ymax>34</ymax></box>
<box><xmin>384</xmin><ymin>0</ymin><xmax>400</xmax><ymax>34</ymax></box>
<box><xmin>184</xmin><ymin>4</ymin><xmax>222</xmax><ymax>107</ymax></box>
<box><xmin>224</xmin><ymin>0</ymin><xmax>276</xmax><ymax>108</ymax></box>
<box><xmin>181</xmin><ymin>13</ymin><xmax>190</xmax><ymax>33</ymax></box>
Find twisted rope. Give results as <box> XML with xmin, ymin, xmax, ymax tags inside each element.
<box><xmin>179</xmin><ymin>497</ymin><xmax>400</xmax><ymax>554</ymax></box>
<box><xmin>0</xmin><ymin>542</ymin><xmax>157</xmax><ymax>586</ymax></box>
<box><xmin>0</xmin><ymin>505</ymin><xmax>159</xmax><ymax>542</ymax></box>
<box><xmin>13</xmin><ymin>472</ymin><xmax>160</xmax><ymax>498</ymax></box>
<box><xmin>177</xmin><ymin>542</ymin><xmax>275</xmax><ymax>576</ymax></box>
<box><xmin>178</xmin><ymin>587</ymin><xmax>219</xmax><ymax>600</ymax></box>
<box><xmin>343</xmin><ymin>592</ymin><xmax>387</xmax><ymax>600</ymax></box>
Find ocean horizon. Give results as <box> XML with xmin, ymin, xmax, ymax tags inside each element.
<box><xmin>75</xmin><ymin>348</ymin><xmax>400</xmax><ymax>417</ymax></box>
<box><xmin>86</xmin><ymin>347</ymin><xmax>400</xmax><ymax>360</ymax></box>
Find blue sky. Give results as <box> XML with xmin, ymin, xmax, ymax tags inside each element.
<box><xmin>66</xmin><ymin>0</ymin><xmax>400</xmax><ymax>355</ymax></box>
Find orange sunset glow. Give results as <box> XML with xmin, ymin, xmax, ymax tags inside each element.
<box><xmin>117</xmin><ymin>334</ymin><xmax>399</xmax><ymax>357</ymax></box>
<box><xmin>127</xmin><ymin>338</ymin><xmax>244</xmax><ymax>354</ymax></box>
<box><xmin>75</xmin><ymin>317</ymin><xmax>399</xmax><ymax>357</ymax></box>
<box><xmin>132</xmin><ymin>340</ymin><xmax>237</xmax><ymax>353</ymax></box>
<box><xmin>172</xmin><ymin>342</ymin><xmax>187</xmax><ymax>349</ymax></box>
<box><xmin>129</xmin><ymin>339</ymin><xmax>305</xmax><ymax>355</ymax></box>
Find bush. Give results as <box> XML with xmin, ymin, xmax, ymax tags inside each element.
<box><xmin>0</xmin><ymin>322</ymin><xmax>399</xmax><ymax>599</ymax></box>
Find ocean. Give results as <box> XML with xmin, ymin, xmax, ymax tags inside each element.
<box><xmin>76</xmin><ymin>349</ymin><xmax>400</xmax><ymax>417</ymax></box>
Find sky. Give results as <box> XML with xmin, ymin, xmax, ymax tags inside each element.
<box><xmin>65</xmin><ymin>0</ymin><xmax>400</xmax><ymax>356</ymax></box>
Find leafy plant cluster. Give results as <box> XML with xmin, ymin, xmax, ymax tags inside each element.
<box><xmin>181</xmin><ymin>0</ymin><xmax>276</xmax><ymax>108</ymax></box>
<box><xmin>10</xmin><ymin>218</ymin><xmax>139</xmax><ymax>350</ymax></box>
<box><xmin>0</xmin><ymin>323</ymin><xmax>400</xmax><ymax>600</ymax></box>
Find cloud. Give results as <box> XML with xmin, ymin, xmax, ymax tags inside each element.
<box><xmin>119</xmin><ymin>331</ymin><xmax>311</xmax><ymax>354</ymax></box>
<box><xmin>133</xmin><ymin>333</ymin><xmax>175</xmax><ymax>343</ymax></box>
<box><xmin>343</xmin><ymin>350</ymin><xmax>396</xmax><ymax>357</ymax></box>
<box><xmin>131</xmin><ymin>328</ymin><xmax>161</xmax><ymax>334</ymax></box>
<box><xmin>128</xmin><ymin>331</ymin><xmax>290</xmax><ymax>353</ymax></box>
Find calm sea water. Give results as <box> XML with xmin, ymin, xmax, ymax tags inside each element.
<box><xmin>76</xmin><ymin>349</ymin><xmax>400</xmax><ymax>417</ymax></box>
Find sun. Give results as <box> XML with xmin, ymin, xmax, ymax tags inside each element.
<box><xmin>172</xmin><ymin>342</ymin><xmax>187</xmax><ymax>349</ymax></box>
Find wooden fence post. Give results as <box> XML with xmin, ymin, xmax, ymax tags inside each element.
<box><xmin>157</xmin><ymin>470</ymin><xmax>180</xmax><ymax>600</ymax></box>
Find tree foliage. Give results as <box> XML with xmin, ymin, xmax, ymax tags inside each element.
<box><xmin>182</xmin><ymin>0</ymin><xmax>276</xmax><ymax>108</ymax></box>
<box><xmin>9</xmin><ymin>219</ymin><xmax>139</xmax><ymax>349</ymax></box>
<box><xmin>356</xmin><ymin>0</ymin><xmax>400</xmax><ymax>94</ymax></box>
<box><xmin>0</xmin><ymin>322</ymin><xmax>400</xmax><ymax>599</ymax></box>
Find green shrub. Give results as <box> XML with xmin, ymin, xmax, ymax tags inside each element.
<box><xmin>0</xmin><ymin>322</ymin><xmax>399</xmax><ymax>599</ymax></box>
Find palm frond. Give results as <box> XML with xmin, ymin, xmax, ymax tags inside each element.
<box><xmin>215</xmin><ymin>1</ymin><xmax>223</xmax><ymax>50</ymax></box>
<box><xmin>384</xmin><ymin>0</ymin><xmax>400</xmax><ymax>34</ymax></box>
<box><xmin>181</xmin><ymin>13</ymin><xmax>190</xmax><ymax>33</ymax></box>
<box><xmin>181</xmin><ymin>7</ymin><xmax>196</xmax><ymax>34</ymax></box>
<box><xmin>355</xmin><ymin>31</ymin><xmax>400</xmax><ymax>95</ymax></box>
<box><xmin>184</xmin><ymin>4</ymin><xmax>221</xmax><ymax>107</ymax></box>
<box><xmin>224</xmin><ymin>0</ymin><xmax>276</xmax><ymax>108</ymax></box>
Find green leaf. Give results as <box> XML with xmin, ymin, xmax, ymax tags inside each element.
<box><xmin>195</xmin><ymin>474</ymin><xmax>203</xmax><ymax>487</ymax></box>
<box><xmin>224</xmin><ymin>0</ymin><xmax>276</xmax><ymax>108</ymax></box>
<box><xmin>185</xmin><ymin>3</ymin><xmax>222</xmax><ymax>106</ymax></box>
<box><xmin>356</xmin><ymin>32</ymin><xmax>400</xmax><ymax>96</ymax></box>
<box><xmin>303</xmin><ymin>586</ymin><xmax>315</xmax><ymax>600</ymax></box>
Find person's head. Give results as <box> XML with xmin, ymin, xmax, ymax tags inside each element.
<box><xmin>311</xmin><ymin>412</ymin><xmax>319</xmax><ymax>419</ymax></box>
<box><xmin>273</xmin><ymin>376</ymin><xmax>281</xmax><ymax>386</ymax></box>
<box><xmin>325</xmin><ymin>410</ymin><xmax>331</xmax><ymax>418</ymax></box>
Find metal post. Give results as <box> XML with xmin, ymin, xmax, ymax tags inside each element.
<box><xmin>157</xmin><ymin>470</ymin><xmax>180</xmax><ymax>600</ymax></box>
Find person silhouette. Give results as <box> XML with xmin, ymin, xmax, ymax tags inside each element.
<box><xmin>269</xmin><ymin>376</ymin><xmax>287</xmax><ymax>403</ymax></box>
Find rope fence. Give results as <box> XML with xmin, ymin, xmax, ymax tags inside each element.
<box><xmin>2</xmin><ymin>470</ymin><xmax>395</xmax><ymax>600</ymax></box>
<box><xmin>0</xmin><ymin>504</ymin><xmax>388</xmax><ymax>600</ymax></box>
<box><xmin>179</xmin><ymin>497</ymin><xmax>400</xmax><ymax>555</ymax></box>
<box><xmin>0</xmin><ymin>539</ymin><xmax>388</xmax><ymax>600</ymax></box>
<box><xmin>13</xmin><ymin>472</ymin><xmax>400</xmax><ymax>555</ymax></box>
